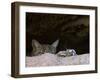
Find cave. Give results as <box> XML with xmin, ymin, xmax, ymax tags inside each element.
<box><xmin>26</xmin><ymin>12</ymin><xmax>89</xmax><ymax>56</ymax></box>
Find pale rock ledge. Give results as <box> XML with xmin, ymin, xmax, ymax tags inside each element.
<box><xmin>26</xmin><ymin>53</ymin><xmax>89</xmax><ymax>67</ymax></box>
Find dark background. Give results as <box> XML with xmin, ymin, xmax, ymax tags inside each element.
<box><xmin>26</xmin><ymin>12</ymin><xmax>89</xmax><ymax>55</ymax></box>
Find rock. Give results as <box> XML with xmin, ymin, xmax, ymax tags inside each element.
<box><xmin>26</xmin><ymin>53</ymin><xmax>89</xmax><ymax>67</ymax></box>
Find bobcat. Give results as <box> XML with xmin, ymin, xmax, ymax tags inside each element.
<box><xmin>31</xmin><ymin>39</ymin><xmax>59</xmax><ymax>56</ymax></box>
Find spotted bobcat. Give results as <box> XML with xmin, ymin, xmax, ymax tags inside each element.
<box><xmin>31</xmin><ymin>39</ymin><xmax>59</xmax><ymax>56</ymax></box>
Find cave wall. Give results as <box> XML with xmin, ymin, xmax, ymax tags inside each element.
<box><xmin>26</xmin><ymin>12</ymin><xmax>89</xmax><ymax>55</ymax></box>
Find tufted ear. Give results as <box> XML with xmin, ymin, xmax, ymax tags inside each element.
<box><xmin>32</xmin><ymin>39</ymin><xmax>41</xmax><ymax>49</ymax></box>
<box><xmin>51</xmin><ymin>39</ymin><xmax>59</xmax><ymax>48</ymax></box>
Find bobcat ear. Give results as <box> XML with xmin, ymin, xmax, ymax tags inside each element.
<box><xmin>51</xmin><ymin>39</ymin><xmax>59</xmax><ymax>48</ymax></box>
<box><xmin>32</xmin><ymin>39</ymin><xmax>41</xmax><ymax>48</ymax></box>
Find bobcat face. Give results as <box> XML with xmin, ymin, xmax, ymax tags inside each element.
<box><xmin>31</xmin><ymin>39</ymin><xmax>59</xmax><ymax>56</ymax></box>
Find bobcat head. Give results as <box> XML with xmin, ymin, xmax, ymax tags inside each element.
<box><xmin>31</xmin><ymin>39</ymin><xmax>59</xmax><ymax>56</ymax></box>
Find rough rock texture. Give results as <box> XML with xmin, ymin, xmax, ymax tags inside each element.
<box><xmin>26</xmin><ymin>53</ymin><xmax>89</xmax><ymax>67</ymax></box>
